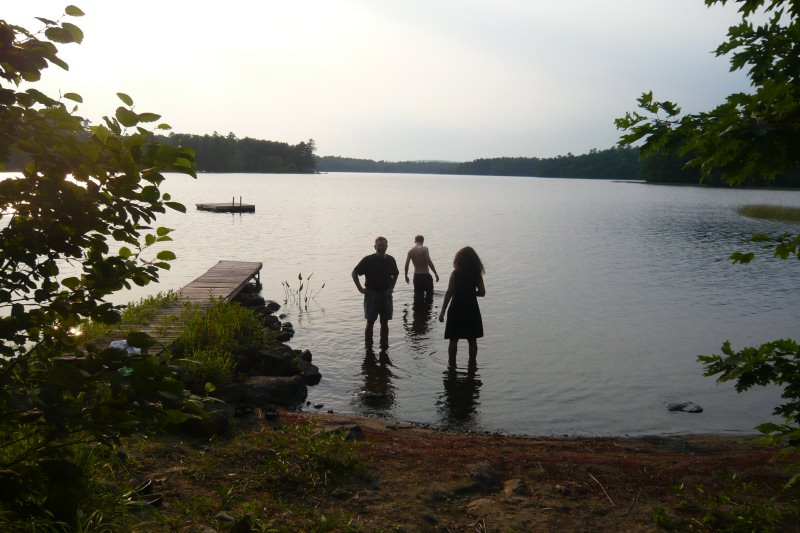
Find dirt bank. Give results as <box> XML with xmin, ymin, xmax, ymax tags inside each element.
<box><xmin>126</xmin><ymin>409</ymin><xmax>797</xmax><ymax>531</ymax></box>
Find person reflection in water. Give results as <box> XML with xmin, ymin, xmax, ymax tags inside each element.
<box><xmin>359</xmin><ymin>348</ymin><xmax>395</xmax><ymax>410</ymax></box>
<box><xmin>438</xmin><ymin>354</ymin><xmax>482</xmax><ymax>429</ymax></box>
<box><xmin>352</xmin><ymin>236</ymin><xmax>399</xmax><ymax>349</ymax></box>
<box><xmin>438</xmin><ymin>246</ymin><xmax>486</xmax><ymax>359</ymax></box>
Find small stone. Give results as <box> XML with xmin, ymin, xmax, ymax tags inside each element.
<box><xmin>314</xmin><ymin>403</ymin><xmax>324</xmax><ymax>409</ymax></box>
<box><xmin>467</xmin><ymin>497</ymin><xmax>496</xmax><ymax>515</ymax></box>
<box><xmin>503</xmin><ymin>478</ymin><xmax>529</xmax><ymax>497</ymax></box>
<box><xmin>667</xmin><ymin>401</ymin><xmax>703</xmax><ymax>413</ymax></box>
<box><xmin>215</xmin><ymin>511</ymin><xmax>236</xmax><ymax>522</ymax></box>
<box><xmin>468</xmin><ymin>462</ymin><xmax>501</xmax><ymax>490</ymax></box>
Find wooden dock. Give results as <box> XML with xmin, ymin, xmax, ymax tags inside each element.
<box><xmin>92</xmin><ymin>260</ymin><xmax>262</xmax><ymax>350</ymax></box>
<box><xmin>178</xmin><ymin>260</ymin><xmax>262</xmax><ymax>303</ymax></box>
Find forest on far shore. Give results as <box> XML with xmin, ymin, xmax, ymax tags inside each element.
<box><xmin>4</xmin><ymin>131</ymin><xmax>798</xmax><ymax>185</ymax></box>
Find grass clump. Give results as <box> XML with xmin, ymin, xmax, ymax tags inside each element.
<box><xmin>122</xmin><ymin>420</ymin><xmax>367</xmax><ymax>531</ymax></box>
<box><xmin>173</xmin><ymin>298</ymin><xmax>278</xmax><ymax>388</ymax></box>
<box><xmin>652</xmin><ymin>473</ymin><xmax>800</xmax><ymax>532</ymax></box>
<box><xmin>78</xmin><ymin>291</ymin><xmax>180</xmax><ymax>340</ymax></box>
<box><xmin>738</xmin><ymin>204</ymin><xmax>800</xmax><ymax>223</ymax></box>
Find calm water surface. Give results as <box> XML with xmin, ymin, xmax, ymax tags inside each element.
<box><xmin>110</xmin><ymin>173</ymin><xmax>800</xmax><ymax>435</ymax></box>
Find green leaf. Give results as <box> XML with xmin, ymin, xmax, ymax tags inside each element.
<box><xmin>156</xmin><ymin>226</ymin><xmax>172</xmax><ymax>236</ymax></box>
<box><xmin>204</xmin><ymin>382</ymin><xmax>217</xmax><ymax>393</ymax></box>
<box><xmin>119</xmin><ymin>247</ymin><xmax>132</xmax><ymax>258</ymax></box>
<box><xmin>116</xmin><ymin>92</ymin><xmax>134</xmax><ymax>106</ymax></box>
<box><xmin>126</xmin><ymin>331</ymin><xmax>157</xmax><ymax>349</ymax></box>
<box><xmin>65</xmin><ymin>5</ymin><xmax>85</xmax><ymax>16</ymax></box>
<box><xmin>61</xmin><ymin>277</ymin><xmax>80</xmax><ymax>290</ymax></box>
<box><xmin>65</xmin><ymin>91</ymin><xmax>83</xmax><ymax>103</ymax></box>
<box><xmin>115</xmin><ymin>107</ymin><xmax>138</xmax><ymax>127</ymax></box>
<box><xmin>44</xmin><ymin>26</ymin><xmax>75</xmax><ymax>44</ymax></box>
<box><xmin>61</xmin><ymin>22</ymin><xmax>84</xmax><ymax>44</ymax></box>
<box><xmin>156</xmin><ymin>250</ymin><xmax>176</xmax><ymax>261</ymax></box>
<box><xmin>165</xmin><ymin>201</ymin><xmax>186</xmax><ymax>213</ymax></box>
<box><xmin>137</xmin><ymin>112</ymin><xmax>161</xmax><ymax>123</ymax></box>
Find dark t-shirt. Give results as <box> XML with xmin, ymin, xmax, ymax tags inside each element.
<box><xmin>354</xmin><ymin>253</ymin><xmax>399</xmax><ymax>292</ymax></box>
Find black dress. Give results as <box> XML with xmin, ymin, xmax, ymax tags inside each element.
<box><xmin>444</xmin><ymin>269</ymin><xmax>483</xmax><ymax>340</ymax></box>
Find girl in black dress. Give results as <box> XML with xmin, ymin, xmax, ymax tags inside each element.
<box><xmin>438</xmin><ymin>246</ymin><xmax>486</xmax><ymax>359</ymax></box>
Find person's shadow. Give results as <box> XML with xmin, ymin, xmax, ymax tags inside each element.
<box><xmin>358</xmin><ymin>347</ymin><xmax>395</xmax><ymax>411</ymax></box>
<box><xmin>436</xmin><ymin>354</ymin><xmax>482</xmax><ymax>430</ymax></box>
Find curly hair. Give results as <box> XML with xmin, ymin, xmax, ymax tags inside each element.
<box><xmin>453</xmin><ymin>246</ymin><xmax>485</xmax><ymax>276</ymax></box>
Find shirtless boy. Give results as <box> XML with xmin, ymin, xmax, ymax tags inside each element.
<box><xmin>404</xmin><ymin>235</ymin><xmax>439</xmax><ymax>298</ymax></box>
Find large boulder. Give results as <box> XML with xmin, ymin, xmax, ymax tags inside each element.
<box><xmin>245</xmin><ymin>375</ymin><xmax>307</xmax><ymax>406</ymax></box>
<box><xmin>250</xmin><ymin>346</ymin><xmax>298</xmax><ymax>376</ymax></box>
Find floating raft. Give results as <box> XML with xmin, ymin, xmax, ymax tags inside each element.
<box><xmin>196</xmin><ymin>202</ymin><xmax>255</xmax><ymax>213</ymax></box>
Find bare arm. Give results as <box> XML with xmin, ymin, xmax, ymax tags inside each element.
<box><xmin>426</xmin><ymin>250</ymin><xmax>439</xmax><ymax>282</ymax></box>
<box><xmin>404</xmin><ymin>251</ymin><xmax>411</xmax><ymax>283</ymax></box>
<box><xmin>476</xmin><ymin>275</ymin><xmax>486</xmax><ymax>297</ymax></box>
<box><xmin>352</xmin><ymin>270</ymin><xmax>366</xmax><ymax>294</ymax></box>
<box><xmin>438</xmin><ymin>272</ymin><xmax>455</xmax><ymax>322</ymax></box>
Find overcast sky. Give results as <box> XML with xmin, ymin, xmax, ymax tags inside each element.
<box><xmin>7</xmin><ymin>1</ymin><xmax>752</xmax><ymax>161</ymax></box>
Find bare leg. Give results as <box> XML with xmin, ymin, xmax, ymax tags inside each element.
<box><xmin>468</xmin><ymin>338</ymin><xmax>478</xmax><ymax>358</ymax></box>
<box><xmin>448</xmin><ymin>339</ymin><xmax>458</xmax><ymax>359</ymax></box>
<box><xmin>365</xmin><ymin>319</ymin><xmax>375</xmax><ymax>348</ymax></box>
<box><xmin>379</xmin><ymin>318</ymin><xmax>389</xmax><ymax>349</ymax></box>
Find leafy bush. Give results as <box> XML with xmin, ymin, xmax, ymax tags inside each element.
<box><xmin>0</xmin><ymin>7</ymin><xmax>196</xmax><ymax>527</ymax></box>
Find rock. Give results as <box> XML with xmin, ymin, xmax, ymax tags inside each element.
<box><xmin>235</xmin><ymin>293</ymin><xmax>265</xmax><ymax>308</ymax></box>
<box><xmin>275</xmin><ymin>331</ymin><xmax>293</xmax><ymax>342</ymax></box>
<box><xmin>264</xmin><ymin>300</ymin><xmax>281</xmax><ymax>313</ymax></box>
<box><xmin>313</xmin><ymin>403</ymin><xmax>324</xmax><ymax>409</ymax></box>
<box><xmin>322</xmin><ymin>424</ymin><xmax>364</xmax><ymax>441</ymax></box>
<box><xmin>174</xmin><ymin>404</ymin><xmax>233</xmax><ymax>437</ymax></box>
<box><xmin>212</xmin><ymin>383</ymin><xmax>252</xmax><ymax>403</ymax></box>
<box><xmin>298</xmin><ymin>359</ymin><xmax>321</xmax><ymax>385</ymax></box>
<box><xmin>503</xmin><ymin>478</ymin><xmax>529</xmax><ymax>497</ymax></box>
<box><xmin>300</xmin><ymin>349</ymin><xmax>313</xmax><ymax>362</ymax></box>
<box><xmin>467</xmin><ymin>497</ymin><xmax>496</xmax><ymax>515</ymax></box>
<box><xmin>252</xmin><ymin>347</ymin><xmax>298</xmax><ymax>376</ymax></box>
<box><xmin>245</xmin><ymin>375</ymin><xmax>307</xmax><ymax>406</ymax></box>
<box><xmin>667</xmin><ymin>401</ymin><xmax>703</xmax><ymax>413</ymax></box>
<box><xmin>215</xmin><ymin>511</ymin><xmax>236</xmax><ymax>523</ymax></box>
<box><xmin>468</xmin><ymin>462</ymin><xmax>501</xmax><ymax>490</ymax></box>
<box><xmin>261</xmin><ymin>314</ymin><xmax>281</xmax><ymax>330</ymax></box>
<box><xmin>281</xmin><ymin>321</ymin><xmax>294</xmax><ymax>331</ymax></box>
<box><xmin>231</xmin><ymin>515</ymin><xmax>255</xmax><ymax>533</ymax></box>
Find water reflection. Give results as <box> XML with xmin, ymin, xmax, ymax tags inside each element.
<box><xmin>436</xmin><ymin>355</ymin><xmax>482</xmax><ymax>430</ymax></box>
<box><xmin>358</xmin><ymin>348</ymin><xmax>395</xmax><ymax>411</ymax></box>
<box><xmin>402</xmin><ymin>294</ymin><xmax>435</xmax><ymax>349</ymax></box>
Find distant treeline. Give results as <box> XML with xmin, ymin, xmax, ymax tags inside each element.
<box><xmin>5</xmin><ymin>129</ymin><xmax>799</xmax><ymax>185</ymax></box>
<box><xmin>316</xmin><ymin>147</ymin><xmax>642</xmax><ymax>180</ymax></box>
<box><xmin>154</xmin><ymin>132</ymin><xmax>316</xmax><ymax>174</ymax></box>
<box><xmin>315</xmin><ymin>157</ymin><xmax>460</xmax><ymax>174</ymax></box>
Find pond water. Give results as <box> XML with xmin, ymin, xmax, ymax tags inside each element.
<box><xmin>88</xmin><ymin>172</ymin><xmax>800</xmax><ymax>435</ymax></box>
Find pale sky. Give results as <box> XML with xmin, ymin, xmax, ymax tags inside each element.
<box><xmin>6</xmin><ymin>1</ymin><xmax>752</xmax><ymax>162</ymax></box>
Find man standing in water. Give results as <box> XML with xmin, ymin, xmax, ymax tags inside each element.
<box><xmin>352</xmin><ymin>236</ymin><xmax>399</xmax><ymax>348</ymax></box>
<box><xmin>404</xmin><ymin>235</ymin><xmax>439</xmax><ymax>299</ymax></box>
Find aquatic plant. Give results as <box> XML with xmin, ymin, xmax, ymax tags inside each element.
<box><xmin>282</xmin><ymin>272</ymin><xmax>325</xmax><ymax>311</ymax></box>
